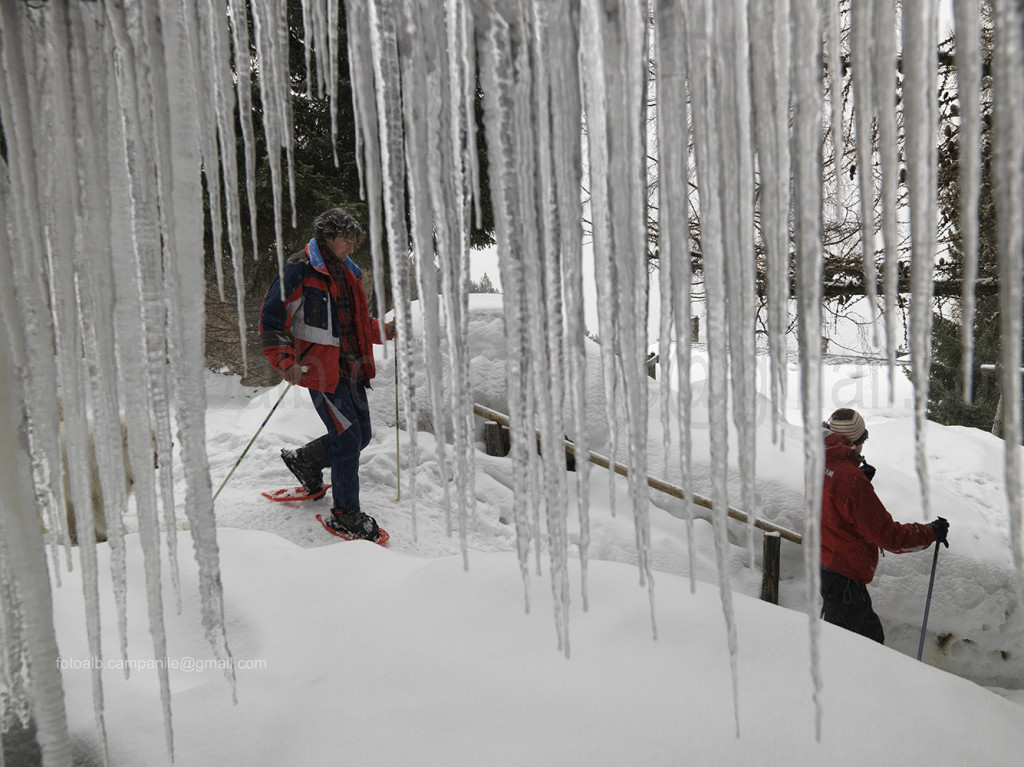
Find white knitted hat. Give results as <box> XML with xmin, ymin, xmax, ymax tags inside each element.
<box><xmin>826</xmin><ymin>408</ymin><xmax>868</xmax><ymax>444</ymax></box>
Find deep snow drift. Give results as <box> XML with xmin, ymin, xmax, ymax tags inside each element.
<box><xmin>47</xmin><ymin>296</ymin><xmax>1023</xmax><ymax>765</ymax></box>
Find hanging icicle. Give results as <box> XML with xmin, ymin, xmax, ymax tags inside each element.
<box><xmin>790</xmin><ymin>0</ymin><xmax>826</xmax><ymax>741</ymax></box>
<box><xmin>953</xmin><ymin>0</ymin><xmax>982</xmax><ymax>403</ymax></box>
<box><xmin>903</xmin><ymin>0</ymin><xmax>940</xmax><ymax>521</ymax></box>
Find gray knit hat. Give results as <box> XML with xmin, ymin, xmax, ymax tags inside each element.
<box><xmin>825</xmin><ymin>408</ymin><xmax>868</xmax><ymax>444</ymax></box>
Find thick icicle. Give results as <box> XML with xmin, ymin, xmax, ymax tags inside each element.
<box><xmin>903</xmin><ymin>0</ymin><xmax>939</xmax><ymax>520</ymax></box>
<box><xmin>851</xmin><ymin>0</ymin><xmax>880</xmax><ymax>339</ymax></box>
<box><xmin>826</xmin><ymin>0</ymin><xmax>845</xmax><ymax>208</ymax></box>
<box><xmin>250</xmin><ymin>0</ymin><xmax>292</xmax><ymax>275</ymax></box>
<box><xmin>159</xmin><ymin>0</ymin><xmax>236</xmax><ymax>697</ymax></box>
<box><xmin>475</xmin><ymin>1</ymin><xmax>541</xmax><ymax>618</ymax></box>
<box><xmin>579</xmin><ymin>0</ymin><xmax>622</xmax><ymax>526</ymax></box>
<box><xmin>599</xmin><ymin>0</ymin><xmax>656</xmax><ymax>638</ymax></box>
<box><xmin>227</xmin><ymin>0</ymin><xmax>262</xmax><ymax>260</ymax></box>
<box><xmin>872</xmin><ymin>0</ymin><xmax>902</xmax><ymax>399</ymax></box>
<box><xmin>0</xmin><ymin>354</ymin><xmax>73</xmax><ymax>767</ymax></box>
<box><xmin>992</xmin><ymin>0</ymin><xmax>1024</xmax><ymax>600</ymax></box>
<box><xmin>749</xmin><ymin>0</ymin><xmax>792</xmax><ymax>447</ymax></box>
<box><xmin>953</xmin><ymin>0</ymin><xmax>982</xmax><ymax>402</ymax></box>
<box><xmin>715</xmin><ymin>0</ymin><xmax>758</xmax><ymax>566</ymax></box>
<box><xmin>530</xmin><ymin>0</ymin><xmax>573</xmax><ymax>653</ymax></box>
<box><xmin>395</xmin><ymin>0</ymin><xmax>453</xmax><ymax>550</ymax></box>
<box><xmin>546</xmin><ymin>0</ymin><xmax>590</xmax><ymax>610</ymax></box>
<box><xmin>656</xmin><ymin>0</ymin><xmax>696</xmax><ymax>592</ymax></box>
<box><xmin>790</xmin><ymin>0</ymin><xmax>825</xmax><ymax>740</ymax></box>
<box><xmin>687</xmin><ymin>0</ymin><xmax>741</xmax><ymax>735</ymax></box>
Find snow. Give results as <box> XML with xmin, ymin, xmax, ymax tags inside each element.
<box><xmin>48</xmin><ymin>297</ymin><xmax>1024</xmax><ymax>765</ymax></box>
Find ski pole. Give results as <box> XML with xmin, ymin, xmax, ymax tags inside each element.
<box><xmin>392</xmin><ymin>332</ymin><xmax>401</xmax><ymax>503</ymax></box>
<box><xmin>916</xmin><ymin>540</ymin><xmax>941</xmax><ymax>661</ymax></box>
<box><xmin>213</xmin><ymin>381</ymin><xmax>295</xmax><ymax>502</ymax></box>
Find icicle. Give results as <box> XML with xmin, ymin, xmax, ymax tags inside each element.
<box><xmin>579</xmin><ymin>0</ymin><xmax>622</xmax><ymax>527</ymax></box>
<box><xmin>187</xmin><ymin>0</ymin><xmax>228</xmax><ymax>302</ymax></box>
<box><xmin>250</xmin><ymin>0</ymin><xmax>291</xmax><ymax>275</ymax></box>
<box><xmin>200</xmin><ymin>0</ymin><xmax>250</xmax><ymax>373</ymax></box>
<box><xmin>0</xmin><ymin>0</ymin><xmax>69</xmax><ymax>557</ymax></box>
<box><xmin>442</xmin><ymin>0</ymin><xmax>481</xmax><ymax>558</ymax></box>
<box><xmin>992</xmin><ymin>0</ymin><xmax>1024</xmax><ymax>600</ymax></box>
<box><xmin>227</xmin><ymin>0</ymin><xmax>262</xmax><ymax>260</ymax></box>
<box><xmin>714</xmin><ymin>0</ymin><xmax>758</xmax><ymax>568</ymax></box>
<box><xmin>49</xmin><ymin>3</ymin><xmax>117</xmax><ymax>755</ymax></box>
<box><xmin>656</xmin><ymin>0</ymin><xmax>698</xmax><ymax>593</ymax></box>
<box><xmin>415</xmin><ymin>0</ymin><xmax>480</xmax><ymax>561</ymax></box>
<box><xmin>545</xmin><ymin>0</ymin><xmax>591</xmax><ymax>612</ymax></box>
<box><xmin>790</xmin><ymin>0</ymin><xmax>825</xmax><ymax>740</ymax></box>
<box><xmin>475</xmin><ymin>2</ymin><xmax>537</xmax><ymax>616</ymax></box>
<box><xmin>953</xmin><ymin>0</ymin><xmax>982</xmax><ymax>403</ymax></box>
<box><xmin>653</xmin><ymin>0</ymin><xmax>676</xmax><ymax>525</ymax></box>
<box><xmin>157</xmin><ymin>0</ymin><xmax>236</xmax><ymax>698</ymax></box>
<box><xmin>528</xmin><ymin>0</ymin><xmax>573</xmax><ymax>655</ymax></box>
<box><xmin>658</xmin><ymin>0</ymin><xmax>699</xmax><ymax>593</ymax></box>
<box><xmin>0</xmin><ymin>360</ymin><xmax>72</xmax><ymax>767</ymax></box>
<box><xmin>851</xmin><ymin>1</ymin><xmax>880</xmax><ymax>342</ymax></box>
<box><xmin>826</xmin><ymin>0</ymin><xmax>845</xmax><ymax>208</ymax></box>
<box><xmin>872</xmin><ymin>0</ymin><xmax>901</xmax><ymax>401</ymax></box>
<box><xmin>749</xmin><ymin>0</ymin><xmax>792</xmax><ymax>448</ymax></box>
<box><xmin>687</xmin><ymin>0</ymin><xmax>740</xmax><ymax>735</ymax></box>
<box><xmin>363</xmin><ymin>0</ymin><xmax>420</xmax><ymax>529</ymax></box>
<box><xmin>396</xmin><ymin>0</ymin><xmax>454</xmax><ymax>550</ymax></box>
<box><xmin>902</xmin><ymin>0</ymin><xmax>939</xmax><ymax>521</ymax></box>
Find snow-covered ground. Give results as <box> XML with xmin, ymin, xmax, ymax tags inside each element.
<box><xmin>49</xmin><ymin>296</ymin><xmax>1024</xmax><ymax>765</ymax></box>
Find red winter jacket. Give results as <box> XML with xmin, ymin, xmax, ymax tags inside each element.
<box><xmin>821</xmin><ymin>432</ymin><xmax>937</xmax><ymax>584</ymax></box>
<box><xmin>259</xmin><ymin>239</ymin><xmax>388</xmax><ymax>393</ymax></box>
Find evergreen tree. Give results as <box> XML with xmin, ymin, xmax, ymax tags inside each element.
<box><xmin>926</xmin><ymin>14</ymin><xmax>1011</xmax><ymax>431</ymax></box>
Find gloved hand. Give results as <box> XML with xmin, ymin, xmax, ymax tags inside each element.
<box><xmin>929</xmin><ymin>517</ymin><xmax>949</xmax><ymax>548</ymax></box>
<box><xmin>860</xmin><ymin>461</ymin><xmax>876</xmax><ymax>481</ymax></box>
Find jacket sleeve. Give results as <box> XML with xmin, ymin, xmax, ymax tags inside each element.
<box><xmin>259</xmin><ymin>265</ymin><xmax>304</xmax><ymax>371</ymax></box>
<box><xmin>848</xmin><ymin>474</ymin><xmax>937</xmax><ymax>554</ymax></box>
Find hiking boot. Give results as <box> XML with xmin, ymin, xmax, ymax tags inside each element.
<box><xmin>281</xmin><ymin>448</ymin><xmax>324</xmax><ymax>497</ymax></box>
<box><xmin>326</xmin><ymin>507</ymin><xmax>379</xmax><ymax>541</ymax></box>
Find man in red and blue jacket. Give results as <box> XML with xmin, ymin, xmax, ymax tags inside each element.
<box><xmin>260</xmin><ymin>208</ymin><xmax>391</xmax><ymax>540</ymax></box>
<box><xmin>820</xmin><ymin>408</ymin><xmax>949</xmax><ymax>643</ymax></box>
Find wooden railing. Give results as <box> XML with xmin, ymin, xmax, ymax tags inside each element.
<box><xmin>473</xmin><ymin>403</ymin><xmax>802</xmax><ymax>603</ymax></box>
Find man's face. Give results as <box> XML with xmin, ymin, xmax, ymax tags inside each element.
<box><xmin>325</xmin><ymin>234</ymin><xmax>357</xmax><ymax>259</ymax></box>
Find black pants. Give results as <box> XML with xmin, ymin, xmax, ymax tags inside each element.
<box><xmin>820</xmin><ymin>567</ymin><xmax>885</xmax><ymax>644</ymax></box>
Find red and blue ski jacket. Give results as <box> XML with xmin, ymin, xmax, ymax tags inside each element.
<box><xmin>821</xmin><ymin>432</ymin><xmax>937</xmax><ymax>584</ymax></box>
<box><xmin>259</xmin><ymin>239</ymin><xmax>387</xmax><ymax>393</ymax></box>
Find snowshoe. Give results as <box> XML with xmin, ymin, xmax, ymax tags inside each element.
<box><xmin>261</xmin><ymin>485</ymin><xmax>330</xmax><ymax>502</ymax></box>
<box><xmin>281</xmin><ymin>448</ymin><xmax>324</xmax><ymax>497</ymax></box>
<box><xmin>316</xmin><ymin>514</ymin><xmax>390</xmax><ymax>545</ymax></box>
<box><xmin>323</xmin><ymin>507</ymin><xmax>380</xmax><ymax>541</ymax></box>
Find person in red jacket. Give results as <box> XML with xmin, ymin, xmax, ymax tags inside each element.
<box><xmin>260</xmin><ymin>208</ymin><xmax>392</xmax><ymax>540</ymax></box>
<box><xmin>820</xmin><ymin>408</ymin><xmax>949</xmax><ymax>643</ymax></box>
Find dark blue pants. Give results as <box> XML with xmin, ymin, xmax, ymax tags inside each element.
<box><xmin>820</xmin><ymin>567</ymin><xmax>885</xmax><ymax>644</ymax></box>
<box><xmin>304</xmin><ymin>382</ymin><xmax>372</xmax><ymax>512</ymax></box>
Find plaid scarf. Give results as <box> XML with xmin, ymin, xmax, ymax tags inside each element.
<box><xmin>323</xmin><ymin>254</ymin><xmax>364</xmax><ymax>385</ymax></box>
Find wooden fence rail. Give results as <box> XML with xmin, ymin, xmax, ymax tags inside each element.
<box><xmin>472</xmin><ymin>402</ymin><xmax>803</xmax><ymax>546</ymax></box>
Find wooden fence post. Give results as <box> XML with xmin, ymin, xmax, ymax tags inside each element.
<box><xmin>484</xmin><ymin>421</ymin><xmax>510</xmax><ymax>457</ymax></box>
<box><xmin>761</xmin><ymin>532</ymin><xmax>781</xmax><ymax>604</ymax></box>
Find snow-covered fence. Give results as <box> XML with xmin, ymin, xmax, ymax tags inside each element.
<box><xmin>474</xmin><ymin>402</ymin><xmax>800</xmax><ymax>603</ymax></box>
<box><xmin>474</xmin><ymin>403</ymin><xmax>802</xmax><ymax>545</ymax></box>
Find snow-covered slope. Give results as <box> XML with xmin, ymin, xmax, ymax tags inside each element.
<box><xmin>60</xmin><ymin>295</ymin><xmax>1022</xmax><ymax>765</ymax></box>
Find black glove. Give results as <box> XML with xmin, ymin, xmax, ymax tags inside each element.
<box><xmin>929</xmin><ymin>517</ymin><xmax>949</xmax><ymax>548</ymax></box>
<box><xmin>860</xmin><ymin>461</ymin><xmax>876</xmax><ymax>481</ymax></box>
